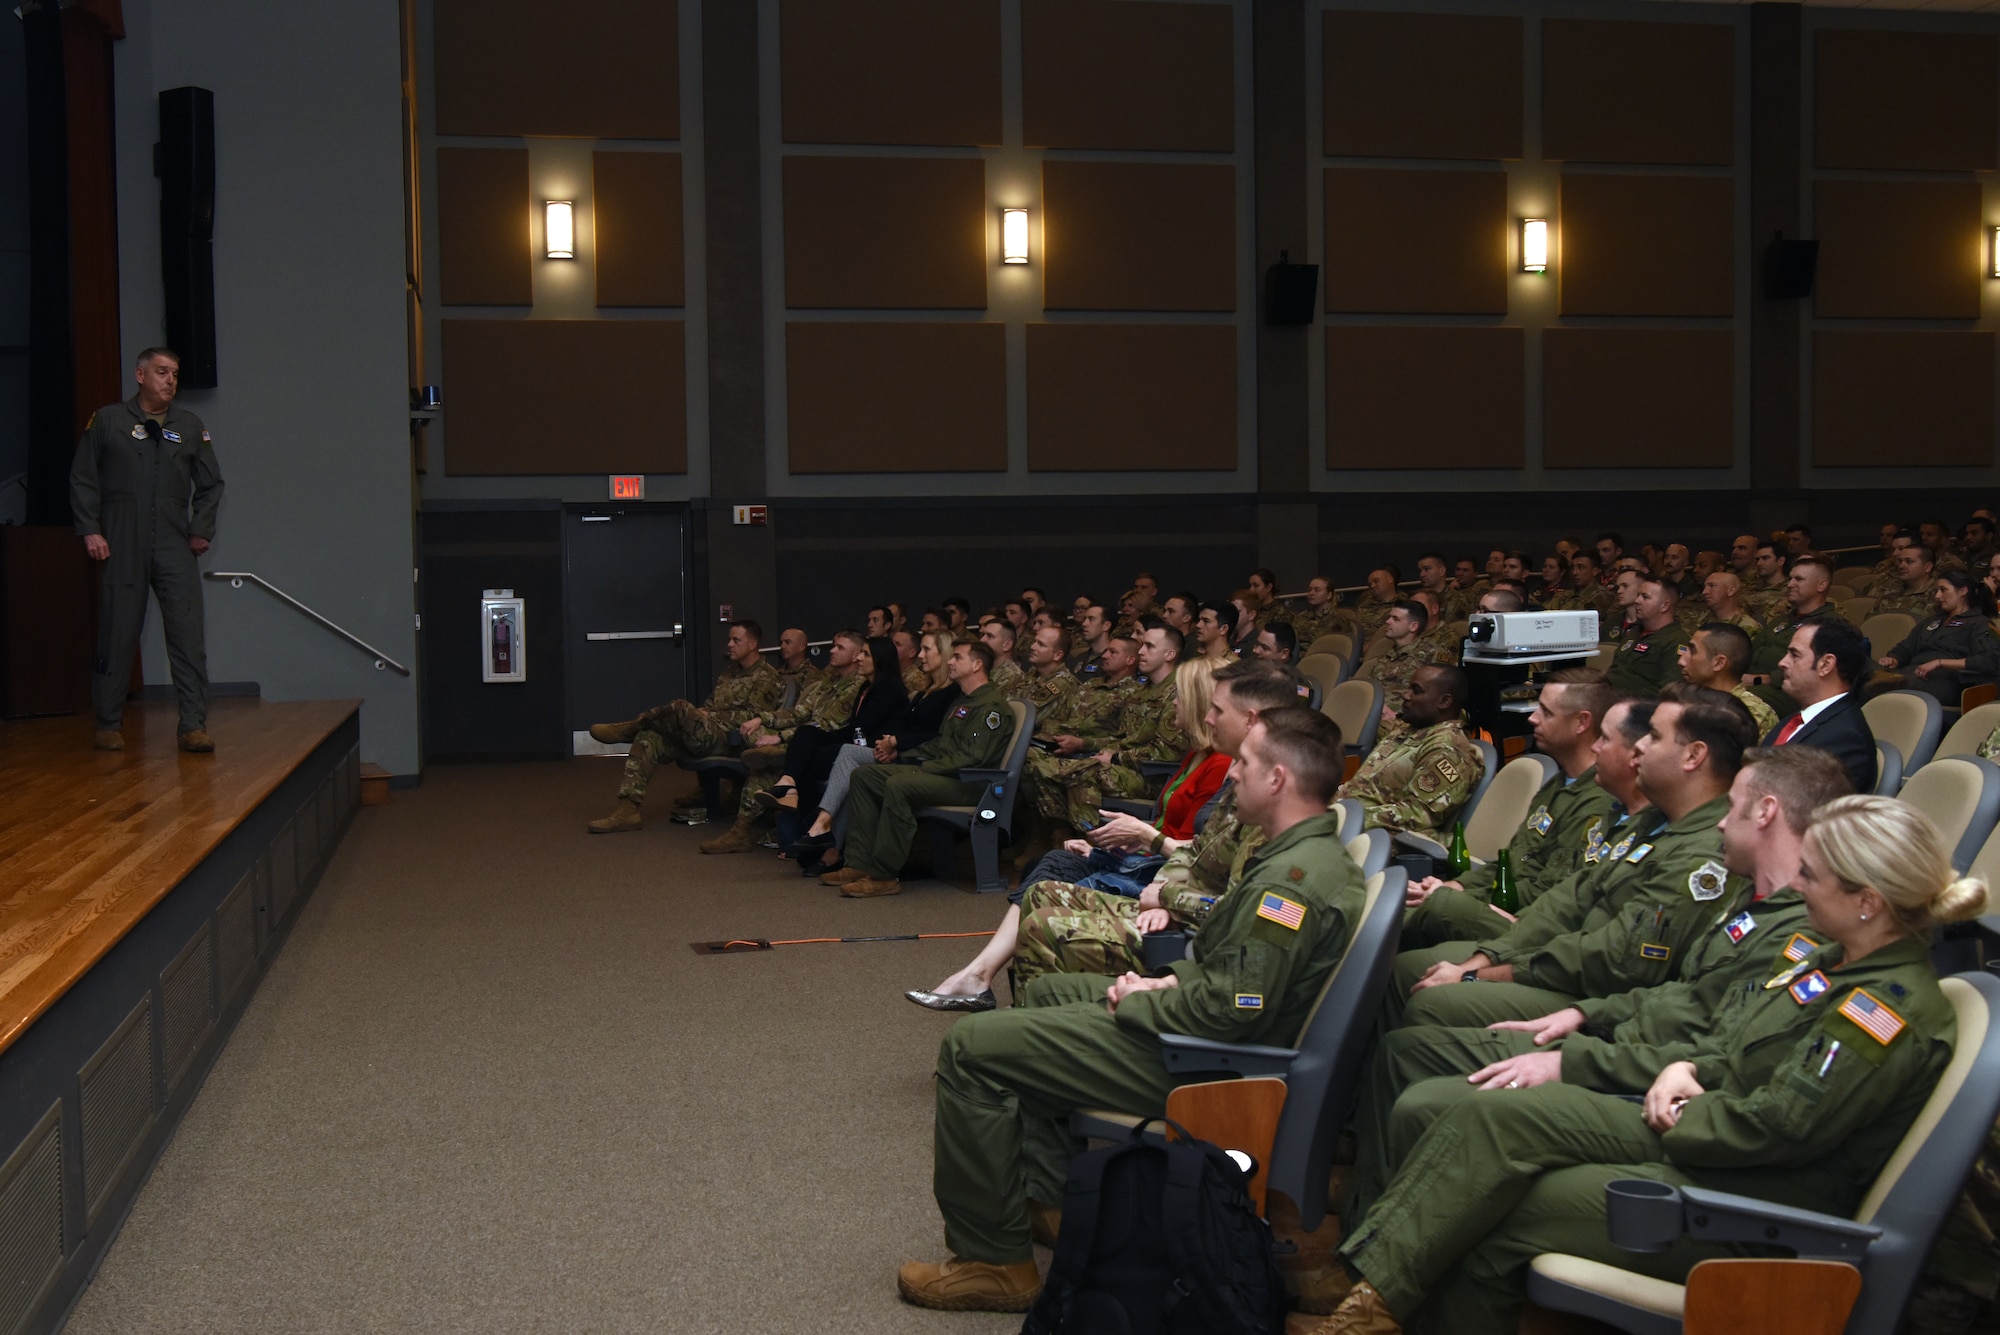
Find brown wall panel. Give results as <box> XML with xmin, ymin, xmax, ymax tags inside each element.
<box><xmin>782</xmin><ymin>157</ymin><xmax>987</xmax><ymax>309</ymax></box>
<box><xmin>1325</xmin><ymin>327</ymin><xmax>1523</xmax><ymax>469</ymax></box>
<box><xmin>435</xmin><ymin>148</ymin><xmax>531</xmax><ymax>306</ymax></box>
<box><xmin>1559</xmin><ymin>174</ymin><xmax>1734</xmax><ymax>317</ymax></box>
<box><xmin>1544</xmin><ymin>329</ymin><xmax>1734</xmax><ymax>468</ymax></box>
<box><xmin>435</xmin><ymin>0</ymin><xmax>678</xmax><ymax>138</ymax></box>
<box><xmin>1027</xmin><ymin>325</ymin><xmax>1236</xmax><ymax>471</ymax></box>
<box><xmin>1543</xmin><ymin>20</ymin><xmax>1733</xmax><ymax>166</ymax></box>
<box><xmin>1042</xmin><ymin>162</ymin><xmax>1235</xmax><ymax>312</ymax></box>
<box><xmin>1813</xmin><ymin>332</ymin><xmax>1995</xmax><ymax>468</ymax></box>
<box><xmin>443</xmin><ymin>320</ymin><xmax>686</xmax><ymax>474</ymax></box>
<box><xmin>1813</xmin><ymin>180</ymin><xmax>1982</xmax><ymax>321</ymax></box>
<box><xmin>594</xmin><ymin>152</ymin><xmax>684</xmax><ymax>308</ymax></box>
<box><xmin>787</xmin><ymin>323</ymin><xmax>1006</xmax><ymax>473</ymax></box>
<box><xmin>781</xmin><ymin>0</ymin><xmax>1001</xmax><ymax>146</ymax></box>
<box><xmin>1323</xmin><ymin>11</ymin><xmax>1522</xmax><ymax>161</ymax></box>
<box><xmin>1023</xmin><ymin>0</ymin><xmax>1232</xmax><ymax>151</ymax></box>
<box><xmin>1323</xmin><ymin>168</ymin><xmax>1507</xmax><ymax>315</ymax></box>
<box><xmin>1815</xmin><ymin>29</ymin><xmax>1998</xmax><ymax>171</ymax></box>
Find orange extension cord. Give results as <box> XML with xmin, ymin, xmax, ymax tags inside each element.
<box><xmin>719</xmin><ymin>931</ymin><xmax>996</xmax><ymax>949</ymax></box>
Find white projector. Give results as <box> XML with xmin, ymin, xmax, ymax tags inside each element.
<box><xmin>1464</xmin><ymin>610</ymin><xmax>1600</xmax><ymax>656</ymax></box>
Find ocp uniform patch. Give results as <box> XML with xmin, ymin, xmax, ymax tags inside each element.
<box><xmin>1234</xmin><ymin>993</ymin><xmax>1264</xmax><ymax>1010</ymax></box>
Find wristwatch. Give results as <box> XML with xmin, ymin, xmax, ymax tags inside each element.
<box><xmin>1461</xmin><ymin>969</ymin><xmax>1482</xmax><ymax>983</ymax></box>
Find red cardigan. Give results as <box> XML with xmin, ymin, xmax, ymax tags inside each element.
<box><xmin>1158</xmin><ymin>750</ymin><xmax>1233</xmax><ymax>841</ymax></box>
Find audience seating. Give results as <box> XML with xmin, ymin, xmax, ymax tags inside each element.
<box><xmin>1308</xmin><ymin>633</ymin><xmax>1359</xmax><ymax>676</ymax></box>
<box><xmin>1934</xmin><ymin>701</ymin><xmax>2000</xmax><ymax>762</ymax></box>
<box><xmin>1872</xmin><ymin>742</ymin><xmax>1903</xmax><ymax>797</ymax></box>
<box><xmin>1389</xmin><ymin>739</ymin><xmax>1508</xmax><ymax>863</ymax></box>
<box><xmin>1297</xmin><ymin>651</ymin><xmax>1349</xmax><ymax>699</ymax></box>
<box><xmin>1334</xmin><ymin>797</ymin><xmax>1363</xmax><ymax>840</ymax></box>
<box><xmin>1586</xmin><ymin>645</ymin><xmax>1619</xmax><ymax>672</ymax></box>
<box><xmin>1348</xmin><ymin>827</ymin><xmax>1391</xmax><ymax>880</ymax></box>
<box><xmin>1862</xmin><ymin>690</ymin><xmax>1944</xmax><ymax>779</ymax></box>
<box><xmin>1857</xmin><ymin>612</ymin><xmax>1918</xmax><ymax>659</ymax></box>
<box><xmin>1832</xmin><ymin>564</ymin><xmax>1878</xmax><ymax>590</ymax></box>
<box><xmin>679</xmin><ymin>680</ymin><xmax>799</xmax><ymax>818</ymax></box>
<box><xmin>1840</xmin><ymin>595</ymin><xmax>1878</xmax><ymax>623</ymax></box>
<box><xmin>1892</xmin><ymin>757</ymin><xmax>2000</xmax><ymax>874</ymax></box>
<box><xmin>1076</xmin><ymin>867</ymin><xmax>1408</xmax><ymax>1231</ymax></box>
<box><xmin>915</xmin><ymin>699</ymin><xmax>1036</xmax><ymax>893</ymax></box>
<box><xmin>1524</xmin><ymin>970</ymin><xmax>2000</xmax><ymax>1335</ymax></box>
<box><xmin>1323</xmin><ymin>679</ymin><xmax>1384</xmax><ymax>757</ymax></box>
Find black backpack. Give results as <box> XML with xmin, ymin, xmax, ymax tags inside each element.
<box><xmin>1021</xmin><ymin>1118</ymin><xmax>1288</xmax><ymax>1335</ymax></box>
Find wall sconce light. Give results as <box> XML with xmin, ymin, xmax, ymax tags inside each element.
<box><xmin>1990</xmin><ymin>226</ymin><xmax>2000</xmax><ymax>279</ymax></box>
<box><xmin>545</xmin><ymin>201</ymin><xmax>575</xmax><ymax>260</ymax></box>
<box><xmin>1001</xmin><ymin>208</ymin><xmax>1030</xmax><ymax>265</ymax></box>
<box><xmin>1520</xmin><ymin>218</ymin><xmax>1549</xmax><ymax>273</ymax></box>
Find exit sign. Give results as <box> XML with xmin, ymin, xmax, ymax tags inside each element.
<box><xmin>609</xmin><ymin>475</ymin><xmax>645</xmax><ymax>500</ymax></box>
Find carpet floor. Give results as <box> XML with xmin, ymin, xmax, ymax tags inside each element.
<box><xmin>64</xmin><ymin>761</ymin><xmax>1028</xmax><ymax>1334</ymax></box>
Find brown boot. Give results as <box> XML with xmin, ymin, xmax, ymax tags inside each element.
<box><xmin>841</xmin><ymin>876</ymin><xmax>902</xmax><ymax>898</ymax></box>
<box><xmin>94</xmin><ymin>729</ymin><xmax>125</xmax><ymax>751</ymax></box>
<box><xmin>896</xmin><ymin>1257</ymin><xmax>1041</xmax><ymax>1312</ymax></box>
<box><xmin>1299</xmin><ymin>1281</ymin><xmax>1401</xmax><ymax>1335</ymax></box>
<box><xmin>1028</xmin><ymin>1200</ymin><xmax>1063</xmax><ymax>1248</ymax></box>
<box><xmin>178</xmin><ymin>729</ymin><xmax>215</xmax><ymax>753</ymax></box>
<box><xmin>588</xmin><ymin>718</ymin><xmax>643</xmax><ymax>745</ymax></box>
<box><xmin>587</xmin><ymin>798</ymin><xmax>643</xmax><ymax>833</ymax></box>
<box><xmin>820</xmin><ymin>866</ymin><xmax>867</xmax><ymax>886</ymax></box>
<box><xmin>699</xmin><ymin>814</ymin><xmax>761</xmax><ymax>854</ymax></box>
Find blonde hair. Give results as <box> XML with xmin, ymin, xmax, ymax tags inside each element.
<box><xmin>1173</xmin><ymin>657</ymin><xmax>1219</xmax><ymax>754</ymax></box>
<box><xmin>922</xmin><ymin>630</ymin><xmax>955</xmax><ymax>690</ymax></box>
<box><xmin>1805</xmin><ymin>795</ymin><xmax>1989</xmax><ymax>935</ymax></box>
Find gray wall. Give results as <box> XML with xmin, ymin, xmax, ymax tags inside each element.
<box><xmin>0</xmin><ymin>13</ymin><xmax>27</xmax><ymax>525</ymax></box>
<box><xmin>114</xmin><ymin>0</ymin><xmax>419</xmax><ymax>773</ymax></box>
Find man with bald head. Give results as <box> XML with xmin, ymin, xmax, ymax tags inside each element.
<box><xmin>776</xmin><ymin>627</ymin><xmax>821</xmax><ymax>694</ymax></box>
<box><xmin>1698</xmin><ymin>570</ymin><xmax>1760</xmax><ymax>635</ymax></box>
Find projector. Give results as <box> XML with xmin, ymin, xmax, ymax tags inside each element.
<box><xmin>1464</xmin><ymin>610</ymin><xmax>1600</xmax><ymax>656</ymax></box>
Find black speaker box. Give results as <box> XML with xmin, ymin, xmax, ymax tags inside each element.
<box><xmin>1266</xmin><ymin>260</ymin><xmax>1320</xmax><ymax>326</ymax></box>
<box><xmin>156</xmin><ymin>86</ymin><xmax>217</xmax><ymax>386</ymax></box>
<box><xmin>1764</xmin><ymin>235</ymin><xmax>1818</xmax><ymax>301</ymax></box>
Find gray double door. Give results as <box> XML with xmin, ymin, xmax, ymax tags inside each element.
<box><xmin>564</xmin><ymin>505</ymin><xmax>688</xmax><ymax>753</ymax></box>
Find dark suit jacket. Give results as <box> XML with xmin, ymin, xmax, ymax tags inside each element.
<box><xmin>1765</xmin><ymin>692</ymin><xmax>1876</xmax><ymax>795</ymax></box>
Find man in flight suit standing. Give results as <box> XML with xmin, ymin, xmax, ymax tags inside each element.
<box><xmin>70</xmin><ymin>347</ymin><xmax>224</xmax><ymax>753</ymax></box>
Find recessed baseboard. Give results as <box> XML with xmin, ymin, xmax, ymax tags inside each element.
<box><xmin>136</xmin><ymin>681</ymin><xmax>259</xmax><ymax>700</ymax></box>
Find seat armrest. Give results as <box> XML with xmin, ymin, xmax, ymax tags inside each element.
<box><xmin>956</xmin><ymin>767</ymin><xmax>1010</xmax><ymax>783</ymax></box>
<box><xmin>1677</xmin><ymin>1185</ymin><xmax>1882</xmax><ymax>1260</ymax></box>
<box><xmin>1157</xmin><ymin>1032</ymin><xmax>1300</xmax><ymax>1080</ymax></box>
<box><xmin>1395</xmin><ymin>832</ymin><xmax>1449</xmax><ymax>861</ymax></box>
<box><xmin>1141</xmin><ymin>931</ymin><xmax>1189</xmax><ymax>970</ymax></box>
<box><xmin>1137</xmin><ymin>760</ymin><xmax>1177</xmax><ymax>779</ymax></box>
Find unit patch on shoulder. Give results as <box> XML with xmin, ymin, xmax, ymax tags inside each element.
<box><xmin>1687</xmin><ymin>860</ymin><xmax>1728</xmax><ymax>901</ymax></box>
<box><xmin>1838</xmin><ymin>989</ymin><xmax>1906</xmax><ymax>1045</ymax></box>
<box><xmin>985</xmin><ymin>710</ymin><xmax>1002</xmax><ymax>730</ymax></box>
<box><xmin>1255</xmin><ymin>893</ymin><xmax>1306</xmax><ymax>931</ymax></box>
<box><xmin>1416</xmin><ymin>768</ymin><xmax>1441</xmax><ymax>794</ymax></box>
<box><xmin>1436</xmin><ymin>757</ymin><xmax>1461</xmax><ymax>784</ymax></box>
<box><xmin>1782</xmin><ymin>932</ymin><xmax>1816</xmax><ymax>963</ymax></box>
<box><xmin>1723</xmin><ymin>910</ymin><xmax>1757</xmax><ymax>943</ymax></box>
<box><xmin>952</xmin><ymin>706</ymin><xmax>970</xmax><ymax>719</ymax></box>
<box><xmin>201</xmin><ymin>429</ymin><xmax>211</xmax><ymax>442</ymax></box>
<box><xmin>1234</xmin><ymin>993</ymin><xmax>1264</xmax><ymax>1010</ymax></box>
<box><xmin>1789</xmin><ymin>970</ymin><xmax>1831</xmax><ymax>1006</ymax></box>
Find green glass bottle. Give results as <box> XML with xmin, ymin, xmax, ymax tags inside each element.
<box><xmin>1446</xmin><ymin>822</ymin><xmax>1472</xmax><ymax>878</ymax></box>
<box><xmin>1492</xmin><ymin>848</ymin><xmax>1519</xmax><ymax>914</ymax></box>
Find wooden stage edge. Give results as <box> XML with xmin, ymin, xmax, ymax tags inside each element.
<box><xmin>0</xmin><ymin>697</ymin><xmax>362</xmax><ymax>1335</ymax></box>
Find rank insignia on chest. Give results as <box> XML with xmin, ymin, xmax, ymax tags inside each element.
<box><xmin>1625</xmin><ymin>842</ymin><xmax>1653</xmax><ymax>864</ymax></box>
<box><xmin>1688</xmin><ymin>860</ymin><xmax>1728</xmax><ymax>900</ymax></box>
<box><xmin>953</xmin><ymin>706</ymin><xmax>970</xmax><ymax>719</ymax></box>
<box><xmin>1234</xmin><ymin>993</ymin><xmax>1263</xmax><ymax>1010</ymax></box>
<box><xmin>1789</xmin><ymin>970</ymin><xmax>1831</xmax><ymax>1006</ymax></box>
<box><xmin>162</xmin><ymin>428</ymin><xmax>182</xmax><ymax>444</ymax></box>
<box><xmin>1287</xmin><ymin>867</ymin><xmax>1304</xmax><ymax>882</ymax></box>
<box><xmin>985</xmin><ymin>711</ymin><xmax>1003</xmax><ymax>730</ymax></box>
<box><xmin>1782</xmin><ymin>932</ymin><xmax>1816</xmax><ymax>963</ymax></box>
<box><xmin>1530</xmin><ymin>806</ymin><xmax>1552</xmax><ymax>836</ymax></box>
<box><xmin>1255</xmin><ymin>893</ymin><xmax>1306</xmax><ymax>931</ymax></box>
<box><xmin>130</xmin><ymin>424</ymin><xmax>147</xmax><ymax>440</ymax></box>
<box><xmin>1724</xmin><ymin>911</ymin><xmax>1757</xmax><ymax>942</ymax></box>
<box><xmin>1639</xmin><ymin>942</ymin><xmax>1671</xmax><ymax>961</ymax></box>
<box><xmin>1839</xmin><ymin>989</ymin><xmax>1906</xmax><ymax>1044</ymax></box>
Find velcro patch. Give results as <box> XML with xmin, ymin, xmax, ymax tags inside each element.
<box><xmin>1838</xmin><ymin>989</ymin><xmax>1906</xmax><ymax>1045</ymax></box>
<box><xmin>1639</xmin><ymin>942</ymin><xmax>1671</xmax><ymax>961</ymax></box>
<box><xmin>1790</xmin><ymin>970</ymin><xmax>1831</xmax><ymax>1006</ymax></box>
<box><xmin>1530</xmin><ymin>806</ymin><xmax>1552</xmax><ymax>836</ymax></box>
<box><xmin>1255</xmin><ymin>893</ymin><xmax>1306</xmax><ymax>931</ymax></box>
<box><xmin>1625</xmin><ymin>843</ymin><xmax>1653</xmax><ymax>864</ymax></box>
<box><xmin>1437</xmin><ymin>757</ymin><xmax>1462</xmax><ymax>784</ymax></box>
<box><xmin>1288</xmin><ymin>867</ymin><xmax>1304</xmax><ymax>882</ymax></box>
<box><xmin>1234</xmin><ymin>993</ymin><xmax>1264</xmax><ymax>1010</ymax></box>
<box><xmin>1723</xmin><ymin>911</ymin><xmax>1756</xmax><ymax>942</ymax></box>
<box><xmin>953</xmin><ymin>706</ymin><xmax>970</xmax><ymax>718</ymax></box>
<box><xmin>1687</xmin><ymin>860</ymin><xmax>1727</xmax><ymax>900</ymax></box>
<box><xmin>1782</xmin><ymin>932</ymin><xmax>1816</xmax><ymax>963</ymax></box>
<box><xmin>985</xmin><ymin>710</ymin><xmax>1002</xmax><ymax>730</ymax></box>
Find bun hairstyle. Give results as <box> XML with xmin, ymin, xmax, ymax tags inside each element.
<box><xmin>1805</xmin><ymin>795</ymin><xmax>1990</xmax><ymax>934</ymax></box>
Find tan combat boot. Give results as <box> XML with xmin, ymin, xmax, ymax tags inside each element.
<box><xmin>587</xmin><ymin>798</ymin><xmax>643</xmax><ymax>833</ymax></box>
<box><xmin>94</xmin><ymin>729</ymin><xmax>124</xmax><ymax>751</ymax></box>
<box><xmin>841</xmin><ymin>876</ymin><xmax>902</xmax><ymax>898</ymax></box>
<box><xmin>820</xmin><ymin>866</ymin><xmax>868</xmax><ymax>886</ymax></box>
<box><xmin>698</xmin><ymin>813</ymin><xmax>761</xmax><ymax>854</ymax></box>
<box><xmin>1298</xmin><ymin>1281</ymin><xmax>1400</xmax><ymax>1335</ymax></box>
<box><xmin>178</xmin><ymin>729</ymin><xmax>215</xmax><ymax>753</ymax></box>
<box><xmin>588</xmin><ymin>718</ymin><xmax>643</xmax><ymax>745</ymax></box>
<box><xmin>896</xmin><ymin>1257</ymin><xmax>1041</xmax><ymax>1312</ymax></box>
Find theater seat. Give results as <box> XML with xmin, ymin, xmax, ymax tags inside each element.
<box><xmin>1526</xmin><ymin>971</ymin><xmax>2000</xmax><ymax>1335</ymax></box>
<box><xmin>914</xmin><ymin>699</ymin><xmax>1036</xmax><ymax>893</ymax></box>
<box><xmin>1839</xmin><ymin>595</ymin><xmax>1878</xmax><ymax>623</ymax></box>
<box><xmin>1934</xmin><ymin>701</ymin><xmax>2000</xmax><ymax>762</ymax></box>
<box><xmin>1298</xmin><ymin>651</ymin><xmax>1349</xmax><ymax>700</ymax></box>
<box><xmin>1857</xmin><ymin>612</ymin><xmax>1917</xmax><ymax>661</ymax></box>
<box><xmin>1395</xmin><ymin>739</ymin><xmax>1506</xmax><ymax>863</ymax></box>
<box><xmin>1308</xmin><ymin>633</ymin><xmax>1358</xmax><ymax>676</ymax></box>
<box><xmin>1872</xmin><ymin>741</ymin><xmax>1903</xmax><ymax>797</ymax></box>
<box><xmin>1862</xmin><ymin>690</ymin><xmax>1943</xmax><ymax>778</ymax></box>
<box><xmin>1323</xmin><ymin>678</ymin><xmax>1383</xmax><ymax>757</ymax></box>
<box><xmin>1893</xmin><ymin>756</ymin><xmax>2000</xmax><ymax>874</ymax></box>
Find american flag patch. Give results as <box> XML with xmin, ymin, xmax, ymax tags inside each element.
<box><xmin>1256</xmin><ymin>893</ymin><xmax>1306</xmax><ymax>931</ymax></box>
<box><xmin>1782</xmin><ymin>933</ymin><xmax>1815</xmax><ymax>963</ymax></box>
<box><xmin>1839</xmin><ymin>989</ymin><xmax>1906</xmax><ymax>1045</ymax></box>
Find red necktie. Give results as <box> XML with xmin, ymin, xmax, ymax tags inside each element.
<box><xmin>1774</xmin><ymin>714</ymin><xmax>1805</xmax><ymax>744</ymax></box>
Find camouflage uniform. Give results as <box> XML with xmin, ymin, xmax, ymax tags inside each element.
<box><xmin>1874</xmin><ymin>584</ymin><xmax>1939</xmax><ymax>618</ymax></box>
<box><xmin>1414</xmin><ymin>622</ymin><xmax>1462</xmax><ymax>665</ymax></box>
<box><xmin>1357</xmin><ymin>640</ymin><xmax>1455</xmax><ymax>714</ymax></box>
<box><xmin>989</xmin><ymin>655</ymin><xmax>1030</xmax><ymax>699</ymax></box>
<box><xmin>617</xmin><ymin>659</ymin><xmax>784</xmax><ymax>803</ymax></box>
<box><xmin>902</xmin><ymin>663</ymin><xmax>933</xmax><ymax>697</ymax></box>
<box><xmin>1022</xmin><ymin>664</ymin><xmax>1080</xmax><ymax>721</ymax></box>
<box><xmin>1558</xmin><ymin>582</ymin><xmax>1619</xmax><ymax>634</ymax></box>
<box><xmin>1339</xmin><ymin>718</ymin><xmax>1484</xmax><ymax>839</ymax></box>
<box><xmin>1905</xmin><ymin>1120</ymin><xmax>2000</xmax><ymax>1335</ymax></box>
<box><xmin>1979</xmin><ymin>722</ymin><xmax>2000</xmax><ymax>761</ymax></box>
<box><xmin>1289</xmin><ymin>603</ymin><xmax>1358</xmax><ymax>651</ymax></box>
<box><xmin>1352</xmin><ymin>593</ymin><xmax>1401</xmax><ymax>645</ymax></box>
<box><xmin>1742</xmin><ymin>580</ymin><xmax>1791</xmax><ymax>626</ymax></box>
<box><xmin>776</xmin><ymin>658</ymin><xmax>822</xmax><ymax>695</ymax></box>
<box><xmin>1037</xmin><ymin>672</ymin><xmax>1139</xmax><ymax>741</ymax></box>
<box><xmin>1030</xmin><ymin>678</ymin><xmax>1186</xmax><ymax>828</ymax></box>
<box><xmin>1862</xmin><ymin>556</ymin><xmax>1902</xmax><ymax>600</ymax></box>
<box><xmin>1438</xmin><ymin>584</ymin><xmax>1483</xmax><ymax>624</ymax></box>
<box><xmin>1729</xmin><ymin>682</ymin><xmax>1781</xmax><ymax>738</ymax></box>
<box><xmin>735</xmin><ymin>670</ymin><xmax>865</xmax><ymax>814</ymax></box>
<box><xmin>1707</xmin><ymin>608</ymin><xmax>1762</xmax><ymax>637</ymax></box>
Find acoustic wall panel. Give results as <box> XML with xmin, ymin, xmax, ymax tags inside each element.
<box><xmin>1023</xmin><ymin>0</ymin><xmax>1233</xmax><ymax>151</ymax></box>
<box><xmin>79</xmin><ymin>998</ymin><xmax>154</xmax><ymax>1225</ymax></box>
<box><xmin>1027</xmin><ymin>325</ymin><xmax>1236</xmax><ymax>471</ymax></box>
<box><xmin>1814</xmin><ymin>332</ymin><xmax>1995</xmax><ymax>468</ymax></box>
<box><xmin>782</xmin><ymin>157</ymin><xmax>987</xmax><ymax>309</ymax></box>
<box><xmin>780</xmin><ymin>0</ymin><xmax>1002</xmax><ymax>146</ymax></box>
<box><xmin>1325</xmin><ymin>327</ymin><xmax>1523</xmax><ymax>469</ymax></box>
<box><xmin>1322</xmin><ymin>11</ymin><xmax>1523</xmax><ymax>161</ymax></box>
<box><xmin>1543</xmin><ymin>20</ymin><xmax>1733</xmax><ymax>166</ymax></box>
<box><xmin>1042</xmin><ymin>162</ymin><xmax>1235</xmax><ymax>312</ymax></box>
<box><xmin>1558</xmin><ymin>174</ymin><xmax>1734</xmax><ymax>317</ymax></box>
<box><xmin>1815</xmin><ymin>29</ymin><xmax>1998</xmax><ymax>172</ymax></box>
<box><xmin>1323</xmin><ymin>168</ymin><xmax>1507</xmax><ymax>315</ymax></box>
<box><xmin>1543</xmin><ymin>329</ymin><xmax>1734</xmax><ymax>468</ymax></box>
<box><xmin>435</xmin><ymin>0</ymin><xmax>678</xmax><ymax>138</ymax></box>
<box><xmin>1813</xmin><ymin>180</ymin><xmax>1982</xmax><ymax>321</ymax></box>
<box><xmin>787</xmin><ymin>323</ymin><xmax>1007</xmax><ymax>473</ymax></box>
<box><xmin>594</xmin><ymin>152</ymin><xmax>685</xmax><ymax>308</ymax></box>
<box><xmin>444</xmin><ymin>320</ymin><xmax>687</xmax><ymax>474</ymax></box>
<box><xmin>435</xmin><ymin>149</ymin><xmax>531</xmax><ymax>307</ymax></box>
<box><xmin>0</xmin><ymin>1104</ymin><xmax>62</xmax><ymax>1335</ymax></box>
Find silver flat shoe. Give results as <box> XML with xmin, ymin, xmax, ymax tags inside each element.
<box><xmin>904</xmin><ymin>988</ymin><xmax>997</xmax><ymax>1013</ymax></box>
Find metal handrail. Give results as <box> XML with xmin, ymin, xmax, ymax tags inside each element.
<box><xmin>203</xmin><ymin>571</ymin><xmax>411</xmax><ymax>675</ymax></box>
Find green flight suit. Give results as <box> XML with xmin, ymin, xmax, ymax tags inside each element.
<box><xmin>1339</xmin><ymin>718</ymin><xmax>1484</xmax><ymax>840</ymax></box>
<box><xmin>845</xmin><ymin>682</ymin><xmax>1014</xmax><ymax>879</ymax></box>
<box><xmin>1402</xmin><ymin>768</ymin><xmax>1617</xmax><ymax>949</ymax></box>
<box><xmin>929</xmin><ymin>811</ymin><xmax>1364</xmax><ymax>1263</ymax></box>
<box><xmin>1604</xmin><ymin>620</ymin><xmax>1689</xmax><ymax>698</ymax></box>
<box><xmin>1342</xmin><ymin>934</ymin><xmax>1957</xmax><ymax>1335</ymax></box>
<box><xmin>1749</xmin><ymin>601</ymin><xmax>1841</xmax><ymax>681</ymax></box>
<box><xmin>70</xmin><ymin>394</ymin><xmax>225</xmax><ymax>732</ymax></box>
<box><xmin>618</xmin><ymin>659</ymin><xmax>784</xmax><ymax>803</ymax></box>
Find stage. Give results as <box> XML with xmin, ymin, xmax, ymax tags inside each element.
<box><xmin>0</xmin><ymin>697</ymin><xmax>362</xmax><ymax>1335</ymax></box>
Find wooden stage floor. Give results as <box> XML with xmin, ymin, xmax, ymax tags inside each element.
<box><xmin>0</xmin><ymin>696</ymin><xmax>360</xmax><ymax>1055</ymax></box>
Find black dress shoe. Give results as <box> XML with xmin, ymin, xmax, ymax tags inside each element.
<box><xmin>786</xmin><ymin>830</ymin><xmax>836</xmax><ymax>855</ymax></box>
<box><xmin>904</xmin><ymin>989</ymin><xmax>998</xmax><ymax>1013</ymax></box>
